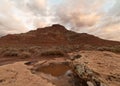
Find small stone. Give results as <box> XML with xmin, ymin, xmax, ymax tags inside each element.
<box><xmin>24</xmin><ymin>62</ymin><xmax>32</xmax><ymax>65</ymax></box>
<box><xmin>87</xmin><ymin>81</ymin><xmax>94</xmax><ymax>86</ymax></box>
<box><xmin>70</xmin><ymin>54</ymin><xmax>82</xmax><ymax>61</ymax></box>
<box><xmin>74</xmin><ymin>54</ymin><xmax>82</xmax><ymax>59</ymax></box>
<box><xmin>65</xmin><ymin>70</ymin><xmax>73</xmax><ymax>77</ymax></box>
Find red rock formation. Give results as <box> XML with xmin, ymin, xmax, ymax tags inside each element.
<box><xmin>0</xmin><ymin>24</ymin><xmax>119</xmax><ymax>47</ymax></box>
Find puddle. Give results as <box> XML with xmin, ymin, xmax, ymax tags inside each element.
<box><xmin>31</xmin><ymin>61</ymin><xmax>87</xmax><ymax>86</ymax></box>
<box><xmin>35</xmin><ymin>62</ymin><xmax>70</xmax><ymax>77</ymax></box>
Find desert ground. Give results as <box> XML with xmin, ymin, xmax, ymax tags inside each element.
<box><xmin>0</xmin><ymin>50</ymin><xmax>119</xmax><ymax>86</ymax></box>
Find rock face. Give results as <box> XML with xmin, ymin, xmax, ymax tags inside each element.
<box><xmin>0</xmin><ymin>24</ymin><xmax>119</xmax><ymax>48</ymax></box>
<box><xmin>69</xmin><ymin>51</ymin><xmax>120</xmax><ymax>86</ymax></box>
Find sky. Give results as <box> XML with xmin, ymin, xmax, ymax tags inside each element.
<box><xmin>0</xmin><ymin>0</ymin><xmax>120</xmax><ymax>41</ymax></box>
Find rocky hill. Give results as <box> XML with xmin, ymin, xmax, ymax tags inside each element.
<box><xmin>0</xmin><ymin>24</ymin><xmax>119</xmax><ymax>48</ymax></box>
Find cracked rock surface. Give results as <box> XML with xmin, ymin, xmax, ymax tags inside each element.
<box><xmin>69</xmin><ymin>51</ymin><xmax>120</xmax><ymax>86</ymax></box>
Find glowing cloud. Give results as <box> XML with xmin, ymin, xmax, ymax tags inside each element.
<box><xmin>0</xmin><ymin>0</ymin><xmax>120</xmax><ymax>41</ymax></box>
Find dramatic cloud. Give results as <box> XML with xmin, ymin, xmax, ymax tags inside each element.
<box><xmin>50</xmin><ymin>0</ymin><xmax>120</xmax><ymax>41</ymax></box>
<box><xmin>51</xmin><ymin>0</ymin><xmax>103</xmax><ymax>27</ymax></box>
<box><xmin>0</xmin><ymin>0</ymin><xmax>120</xmax><ymax>41</ymax></box>
<box><xmin>0</xmin><ymin>0</ymin><xmax>47</xmax><ymax>35</ymax></box>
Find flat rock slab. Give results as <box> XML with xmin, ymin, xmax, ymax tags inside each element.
<box><xmin>0</xmin><ymin>62</ymin><xmax>55</xmax><ymax>86</ymax></box>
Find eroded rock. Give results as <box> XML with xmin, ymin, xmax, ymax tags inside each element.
<box><xmin>71</xmin><ymin>51</ymin><xmax>120</xmax><ymax>86</ymax></box>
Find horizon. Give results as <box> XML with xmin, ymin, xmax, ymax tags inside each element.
<box><xmin>0</xmin><ymin>0</ymin><xmax>120</xmax><ymax>41</ymax></box>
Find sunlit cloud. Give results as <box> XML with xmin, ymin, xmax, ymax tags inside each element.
<box><xmin>0</xmin><ymin>0</ymin><xmax>120</xmax><ymax>41</ymax></box>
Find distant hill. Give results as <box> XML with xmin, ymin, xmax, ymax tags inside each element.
<box><xmin>0</xmin><ymin>24</ymin><xmax>119</xmax><ymax>48</ymax></box>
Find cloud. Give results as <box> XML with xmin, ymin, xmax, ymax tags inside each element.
<box><xmin>0</xmin><ymin>0</ymin><xmax>27</xmax><ymax>35</ymax></box>
<box><xmin>50</xmin><ymin>0</ymin><xmax>104</xmax><ymax>27</ymax></box>
<box><xmin>90</xmin><ymin>0</ymin><xmax>120</xmax><ymax>41</ymax></box>
<box><xmin>0</xmin><ymin>0</ymin><xmax>120</xmax><ymax>41</ymax></box>
<box><xmin>49</xmin><ymin>0</ymin><xmax>120</xmax><ymax>41</ymax></box>
<box><xmin>0</xmin><ymin>0</ymin><xmax>47</xmax><ymax>36</ymax></box>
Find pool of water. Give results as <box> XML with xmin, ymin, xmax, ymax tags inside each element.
<box><xmin>36</xmin><ymin>62</ymin><xmax>70</xmax><ymax>77</ymax></box>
